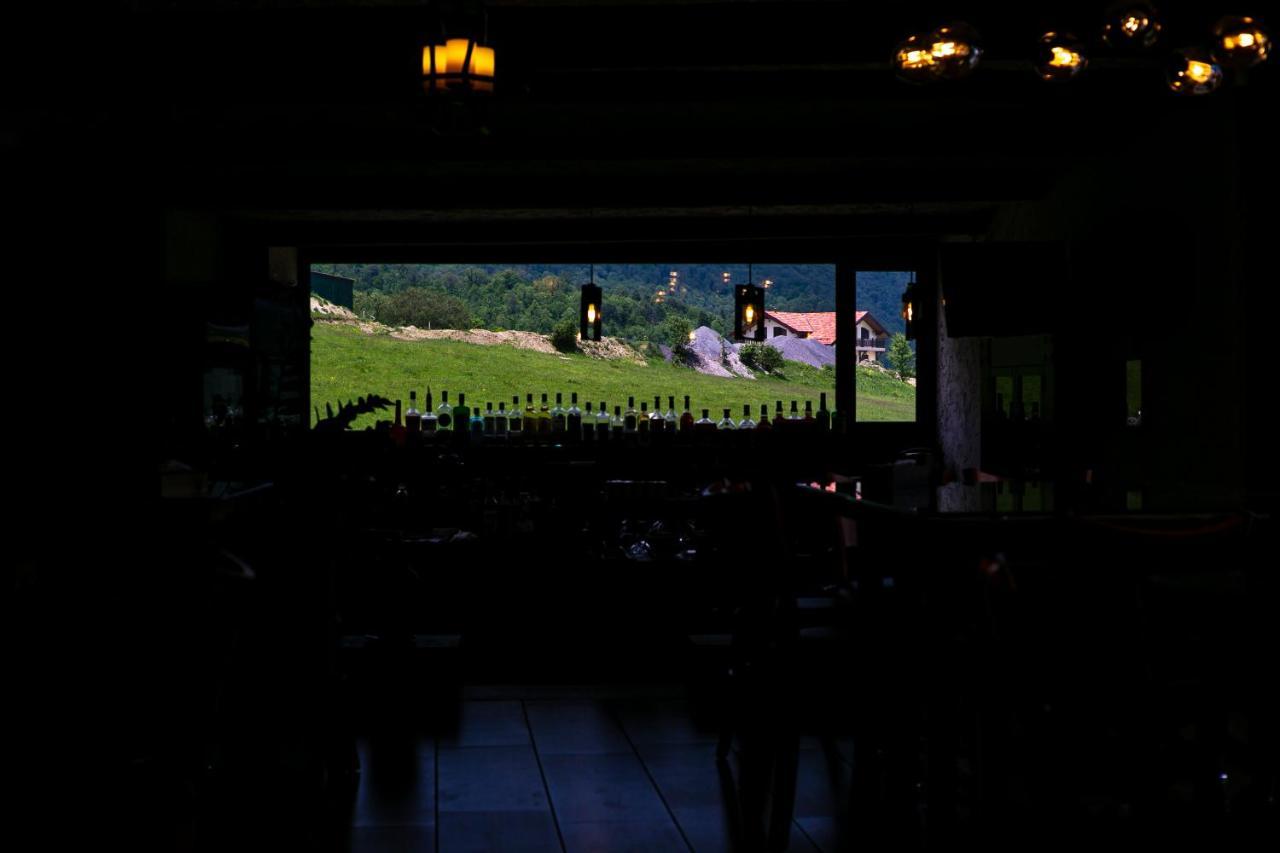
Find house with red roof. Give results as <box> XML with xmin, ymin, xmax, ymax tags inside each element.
<box><xmin>762</xmin><ymin>310</ymin><xmax>890</xmax><ymax>362</ymax></box>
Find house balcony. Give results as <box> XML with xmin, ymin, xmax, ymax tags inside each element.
<box><xmin>854</xmin><ymin>337</ymin><xmax>887</xmax><ymax>351</ymax></box>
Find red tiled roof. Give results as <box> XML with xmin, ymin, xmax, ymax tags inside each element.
<box><xmin>765</xmin><ymin>311</ymin><xmax>875</xmax><ymax>346</ymax></box>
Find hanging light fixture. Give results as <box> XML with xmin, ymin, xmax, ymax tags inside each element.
<box><xmin>580</xmin><ymin>275</ymin><xmax>602</xmax><ymax>342</ymax></box>
<box><xmin>893</xmin><ymin>23</ymin><xmax>982</xmax><ymax>82</ymax></box>
<box><xmin>1167</xmin><ymin>47</ymin><xmax>1223</xmax><ymax>95</ymax></box>
<box><xmin>1212</xmin><ymin>16</ymin><xmax>1271</xmax><ymax>68</ymax></box>
<box><xmin>734</xmin><ymin>284</ymin><xmax>765</xmax><ymax>342</ymax></box>
<box><xmin>1034</xmin><ymin>32</ymin><xmax>1088</xmax><ymax>81</ymax></box>
<box><xmin>1103</xmin><ymin>2</ymin><xmax>1162</xmax><ymax>49</ymax></box>
<box><xmin>423</xmin><ymin>7</ymin><xmax>495</xmax><ymax>96</ymax></box>
<box><xmin>901</xmin><ymin>277</ymin><xmax>918</xmax><ymax>341</ymax></box>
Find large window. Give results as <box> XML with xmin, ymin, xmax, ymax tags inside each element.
<box><xmin>853</xmin><ymin>270</ymin><xmax>917</xmax><ymax>423</ymax></box>
<box><xmin>309</xmin><ymin>262</ymin><xmax>919</xmax><ymax>430</ymax></box>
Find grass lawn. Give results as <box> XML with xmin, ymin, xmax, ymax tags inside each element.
<box><xmin>311</xmin><ymin>322</ymin><xmax>914</xmax><ymax>428</ymax></box>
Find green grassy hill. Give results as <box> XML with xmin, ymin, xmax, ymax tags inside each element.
<box><xmin>311</xmin><ymin>321</ymin><xmax>914</xmax><ymax>428</ymax></box>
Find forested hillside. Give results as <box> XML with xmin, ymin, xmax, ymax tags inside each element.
<box><xmin>312</xmin><ymin>263</ymin><xmax>910</xmax><ymax>344</ymax></box>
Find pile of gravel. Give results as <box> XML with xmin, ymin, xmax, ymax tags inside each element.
<box><xmin>662</xmin><ymin>326</ymin><xmax>755</xmax><ymax>378</ymax></box>
<box><xmin>754</xmin><ymin>335</ymin><xmax>835</xmax><ymax>369</ymax></box>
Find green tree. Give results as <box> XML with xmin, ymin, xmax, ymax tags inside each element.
<box><xmin>550</xmin><ymin>317</ymin><xmax>579</xmax><ymax>353</ymax></box>
<box><xmin>381</xmin><ymin>288</ymin><xmax>473</xmax><ymax>329</ymax></box>
<box><xmin>887</xmin><ymin>333</ymin><xmax>916</xmax><ymax>381</ymax></box>
<box><xmin>739</xmin><ymin>342</ymin><xmax>784</xmax><ymax>374</ymax></box>
<box><xmin>663</xmin><ymin>315</ymin><xmax>694</xmax><ymax>363</ymax></box>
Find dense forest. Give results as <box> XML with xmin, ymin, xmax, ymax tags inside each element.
<box><xmin>312</xmin><ymin>263</ymin><xmax>910</xmax><ymax>345</ymax></box>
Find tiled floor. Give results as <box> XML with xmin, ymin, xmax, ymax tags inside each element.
<box><xmin>335</xmin><ymin>691</ymin><xmax>853</xmax><ymax>852</ymax></box>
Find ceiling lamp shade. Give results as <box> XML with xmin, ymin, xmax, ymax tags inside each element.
<box><xmin>734</xmin><ymin>284</ymin><xmax>766</xmax><ymax>342</ymax></box>
<box><xmin>580</xmin><ymin>283</ymin><xmax>602</xmax><ymax>341</ymax></box>
<box><xmin>894</xmin><ymin>23</ymin><xmax>982</xmax><ymax>82</ymax></box>
<box><xmin>1167</xmin><ymin>47</ymin><xmax>1223</xmax><ymax>95</ymax></box>
<box><xmin>1103</xmin><ymin>2</ymin><xmax>1162</xmax><ymax>49</ymax></box>
<box><xmin>423</xmin><ymin>37</ymin><xmax>495</xmax><ymax>94</ymax></box>
<box><xmin>1212</xmin><ymin>16</ymin><xmax>1271</xmax><ymax>68</ymax></box>
<box><xmin>1034</xmin><ymin>32</ymin><xmax>1088</xmax><ymax>81</ymax></box>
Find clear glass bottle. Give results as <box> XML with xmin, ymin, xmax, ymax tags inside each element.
<box><xmin>436</xmin><ymin>390</ymin><xmax>454</xmax><ymax>430</ymax></box>
<box><xmin>567</xmin><ymin>392</ymin><xmax>582</xmax><ymax>436</ymax></box>
<box><xmin>612</xmin><ymin>405</ymin><xmax>625</xmax><ymax>436</ymax></box>
<box><xmin>695</xmin><ymin>409</ymin><xmax>717</xmax><ymax>432</ymax></box>
<box><xmin>470</xmin><ymin>402</ymin><xmax>485</xmax><ymax>435</ymax></box>
<box><xmin>789</xmin><ymin>400</ymin><xmax>802</xmax><ymax>422</ymax></box>
<box><xmin>717</xmin><ymin>408</ymin><xmax>737</xmax><ymax>430</ymax></box>
<box><xmin>773</xmin><ymin>400</ymin><xmax>785</xmax><ymax>429</ymax></box>
<box><xmin>496</xmin><ymin>401</ymin><xmax>509</xmax><ymax>434</ymax></box>
<box><xmin>665</xmin><ymin>395</ymin><xmax>678</xmax><ymax>430</ymax></box>
<box><xmin>483</xmin><ymin>402</ymin><xmax>496</xmax><ymax>434</ymax></box>
<box><xmin>405</xmin><ymin>390</ymin><xmax>421</xmax><ymax>433</ymax></box>
<box><xmin>638</xmin><ymin>401</ymin><xmax>650</xmax><ymax>433</ymax></box>
<box><xmin>538</xmin><ymin>393</ymin><xmax>551</xmax><ymax>433</ymax></box>
<box><xmin>597</xmin><ymin>402</ymin><xmax>611</xmax><ymax>438</ymax></box>
<box><xmin>508</xmin><ymin>395</ymin><xmax>523</xmax><ymax>433</ymax></box>
<box><xmin>739</xmin><ymin>403</ymin><xmax>756</xmax><ymax>430</ymax></box>
<box><xmin>551</xmin><ymin>392</ymin><xmax>567</xmax><ymax>433</ymax></box>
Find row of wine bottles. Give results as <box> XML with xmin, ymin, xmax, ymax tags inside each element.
<box><xmin>387</xmin><ymin>389</ymin><xmax>848</xmax><ymax>440</ymax></box>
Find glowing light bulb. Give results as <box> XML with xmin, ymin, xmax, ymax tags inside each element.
<box><xmin>1213</xmin><ymin>16</ymin><xmax>1271</xmax><ymax>67</ymax></box>
<box><xmin>744</xmin><ymin>305</ymin><xmax>756</xmax><ymax>325</ymax></box>
<box><xmin>1035</xmin><ymin>32</ymin><xmax>1088</xmax><ymax>81</ymax></box>
<box><xmin>1103</xmin><ymin>3</ymin><xmax>1162</xmax><ymax>49</ymax></box>
<box><xmin>1167</xmin><ymin>47</ymin><xmax>1223</xmax><ymax>94</ymax></box>
<box><xmin>1187</xmin><ymin>61</ymin><xmax>1214</xmax><ymax>83</ymax></box>
<box><xmin>586</xmin><ymin>304</ymin><xmax>597</xmax><ymax>324</ymax></box>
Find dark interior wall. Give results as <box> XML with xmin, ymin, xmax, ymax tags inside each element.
<box><xmin>983</xmin><ymin>92</ymin><xmax>1255</xmax><ymax>510</ymax></box>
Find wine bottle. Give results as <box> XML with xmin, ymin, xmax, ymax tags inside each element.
<box><xmin>789</xmin><ymin>400</ymin><xmax>802</xmax><ymax>422</ymax></box>
<box><xmin>452</xmin><ymin>393</ymin><xmax>470</xmax><ymax>434</ymax></box>
<box><xmin>773</xmin><ymin>400</ymin><xmax>786</xmax><ymax>429</ymax></box>
<box><xmin>803</xmin><ymin>399</ymin><xmax>814</xmax><ymax>429</ymax></box>
<box><xmin>437</xmin><ymin>390</ymin><xmax>454</xmax><ymax>430</ymax></box>
<box><xmin>624</xmin><ymin>397</ymin><xmax>638</xmax><ymax>432</ymax></box>
<box><xmin>717</xmin><ymin>408</ymin><xmax>737</xmax><ymax>430</ymax></box>
<box><xmin>405</xmin><ymin>390</ymin><xmax>421</xmax><ymax>433</ymax></box>
<box><xmin>815</xmin><ymin>392</ymin><xmax>830</xmax><ymax>433</ymax></box>
<box><xmin>391</xmin><ymin>399</ymin><xmax>406</xmax><ymax>445</ymax></box>
<box><xmin>567</xmin><ymin>392</ymin><xmax>582</xmax><ymax>437</ymax></box>
<box><xmin>680</xmin><ymin>395</ymin><xmax>694</xmax><ymax>432</ymax></box>
<box><xmin>650</xmin><ymin>396</ymin><xmax>665</xmax><ymax>432</ymax></box>
<box><xmin>551</xmin><ymin>393</ymin><xmax>567</xmax><ymax>433</ymax></box>
<box><xmin>484</xmin><ymin>402</ymin><xmax>496</xmax><ymax>434</ymax></box>
<box><xmin>757</xmin><ymin>403</ymin><xmax>772</xmax><ymax>430</ymax></box>
<box><xmin>508</xmin><ymin>395</ymin><xmax>523</xmax><ymax>433</ymax></box>
<box><xmin>421</xmin><ymin>388</ymin><xmax>438</xmax><ymax>433</ymax></box>
<box><xmin>597</xmin><ymin>401</ymin><xmax>611</xmax><ymax>439</ymax></box>
<box><xmin>739</xmin><ymin>403</ymin><xmax>756</xmax><ymax>430</ymax></box>
<box><xmin>695</xmin><ymin>409</ymin><xmax>717</xmax><ymax>433</ymax></box>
